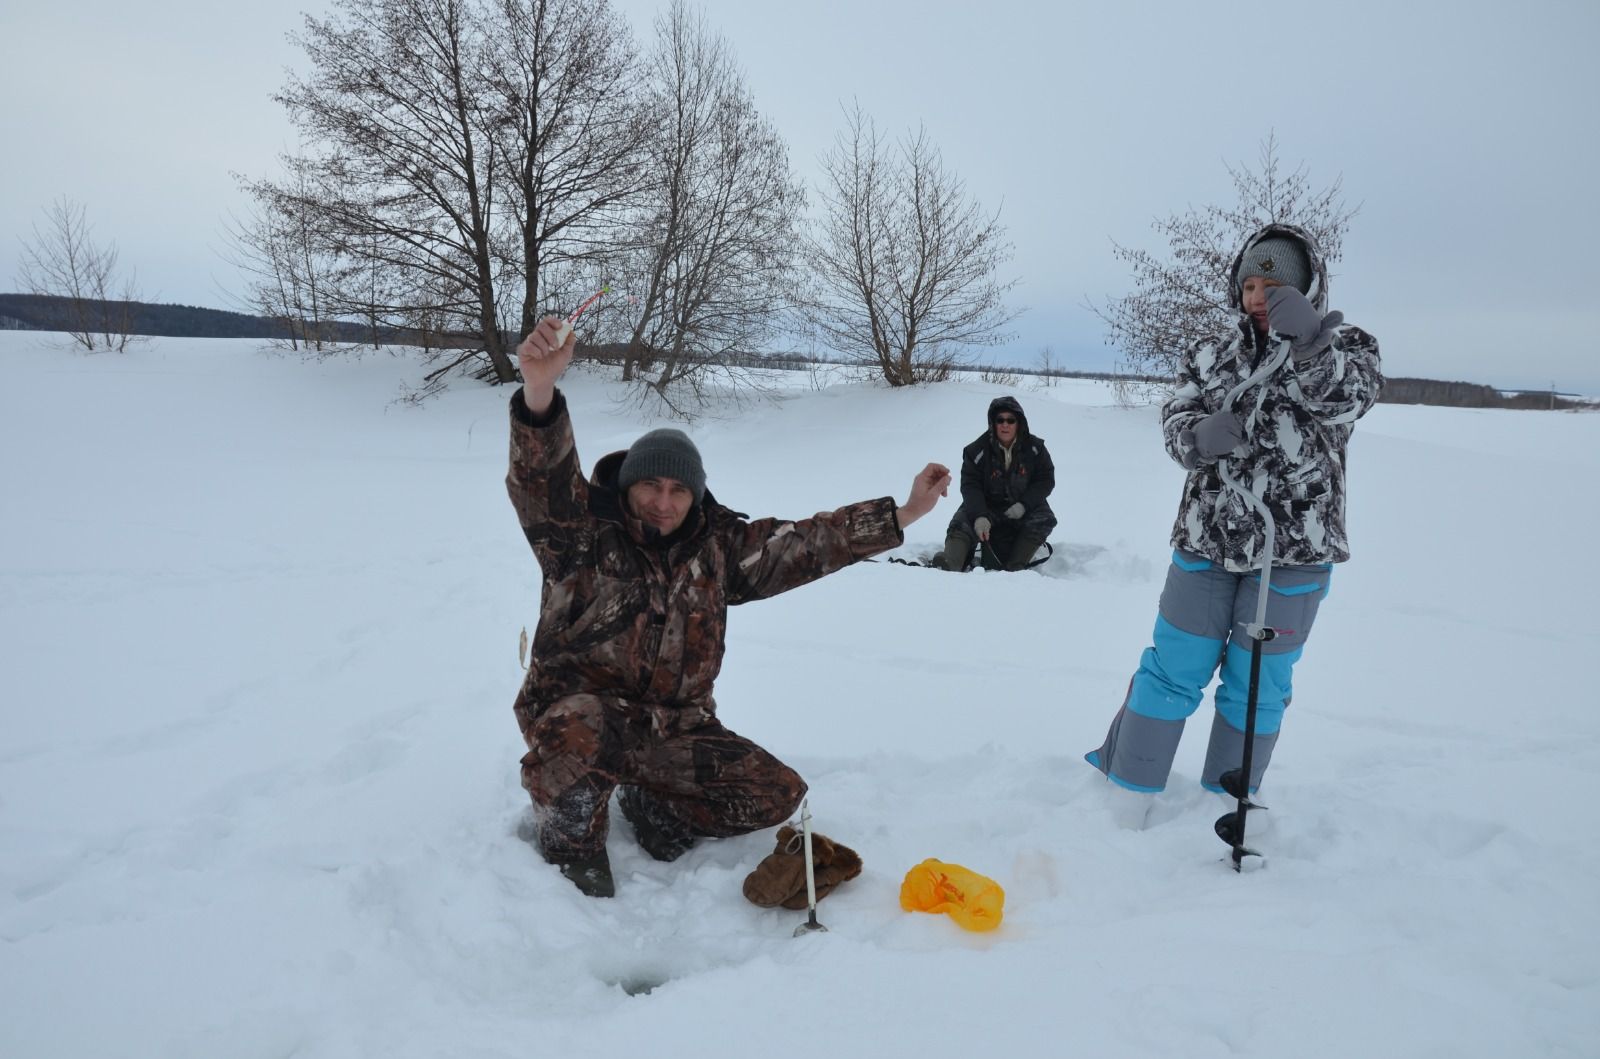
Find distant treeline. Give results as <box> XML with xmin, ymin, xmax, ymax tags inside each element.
<box><xmin>1378</xmin><ymin>377</ymin><xmax>1588</xmax><ymax>411</ymax></box>
<box><xmin>0</xmin><ymin>293</ymin><xmax>377</xmax><ymax>343</ymax></box>
<box><xmin>2</xmin><ymin>293</ymin><xmax>1587</xmax><ymax>409</ymax></box>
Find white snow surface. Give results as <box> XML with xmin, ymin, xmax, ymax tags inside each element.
<box><xmin>2</xmin><ymin>334</ymin><xmax>1596</xmax><ymax>1058</ymax></box>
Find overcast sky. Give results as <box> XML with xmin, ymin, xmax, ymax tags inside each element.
<box><xmin>4</xmin><ymin>0</ymin><xmax>1597</xmax><ymax>392</ymax></box>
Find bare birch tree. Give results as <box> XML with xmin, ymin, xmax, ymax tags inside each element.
<box><xmin>604</xmin><ymin>0</ymin><xmax>802</xmax><ymax>413</ymax></box>
<box><xmin>481</xmin><ymin>0</ymin><xmax>651</xmax><ymax>346</ymax></box>
<box><xmin>227</xmin><ymin>161</ymin><xmax>344</xmax><ymax>353</ymax></box>
<box><xmin>18</xmin><ymin>197</ymin><xmax>140</xmax><ymax>352</ymax></box>
<box><xmin>803</xmin><ymin>103</ymin><xmax>1019</xmax><ymax>387</ymax></box>
<box><xmin>1091</xmin><ymin>133</ymin><xmax>1358</xmax><ymax>379</ymax></box>
<box><xmin>273</xmin><ymin>0</ymin><xmax>511</xmax><ymax>375</ymax></box>
<box><xmin>249</xmin><ymin>0</ymin><xmax>648</xmax><ymax>386</ymax></box>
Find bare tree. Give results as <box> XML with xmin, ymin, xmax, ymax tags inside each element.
<box><xmin>1036</xmin><ymin>344</ymin><xmax>1058</xmax><ymax>387</ymax></box>
<box><xmin>226</xmin><ymin>161</ymin><xmax>345</xmax><ymax>353</ymax></box>
<box><xmin>802</xmin><ymin>103</ymin><xmax>1020</xmax><ymax>387</ymax></box>
<box><xmin>17</xmin><ymin>197</ymin><xmax>140</xmax><ymax>352</ymax></box>
<box><xmin>482</xmin><ymin>0</ymin><xmax>652</xmax><ymax>345</ymax></box>
<box><xmin>273</xmin><ymin>0</ymin><xmax>512</xmax><ymax>376</ymax></box>
<box><xmin>1090</xmin><ymin>132</ymin><xmax>1358</xmax><ymax>379</ymax></box>
<box><xmin>250</xmin><ymin>0</ymin><xmax>648</xmax><ymax>387</ymax></box>
<box><xmin>601</xmin><ymin>0</ymin><xmax>803</xmax><ymax>414</ymax></box>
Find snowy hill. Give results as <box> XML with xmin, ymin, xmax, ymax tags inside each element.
<box><xmin>2</xmin><ymin>333</ymin><xmax>1596</xmax><ymax>1058</ymax></box>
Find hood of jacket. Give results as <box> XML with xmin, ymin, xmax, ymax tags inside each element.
<box><xmin>1227</xmin><ymin>222</ymin><xmax>1330</xmax><ymax>317</ymax></box>
<box><xmin>986</xmin><ymin>395</ymin><xmax>1031</xmax><ymax>442</ymax></box>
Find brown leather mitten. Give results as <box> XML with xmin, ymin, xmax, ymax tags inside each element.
<box><xmin>742</xmin><ymin>826</ymin><xmax>863</xmax><ymax>910</ymax></box>
<box><xmin>779</xmin><ymin>829</ymin><xmax>863</xmax><ymax>909</ymax></box>
<box><xmin>742</xmin><ymin>855</ymin><xmax>806</xmax><ymax>908</ymax></box>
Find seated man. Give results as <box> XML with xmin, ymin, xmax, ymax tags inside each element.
<box><xmin>938</xmin><ymin>396</ymin><xmax>1057</xmax><ymax>571</ymax></box>
<box><xmin>508</xmin><ymin>315</ymin><xmax>952</xmax><ymax>897</ymax></box>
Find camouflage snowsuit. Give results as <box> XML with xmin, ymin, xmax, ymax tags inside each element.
<box><xmin>506</xmin><ymin>390</ymin><xmax>904</xmax><ymax>864</ymax></box>
<box><xmin>1087</xmin><ymin>223</ymin><xmax>1383</xmax><ymax>794</ymax></box>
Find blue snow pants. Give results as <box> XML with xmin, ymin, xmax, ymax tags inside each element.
<box><xmin>1085</xmin><ymin>549</ymin><xmax>1333</xmax><ymax>794</ymax></box>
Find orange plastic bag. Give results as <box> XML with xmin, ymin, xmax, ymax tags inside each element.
<box><xmin>898</xmin><ymin>859</ymin><xmax>1005</xmax><ymax>932</ymax></box>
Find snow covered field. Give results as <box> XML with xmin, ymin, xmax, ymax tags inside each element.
<box><xmin>2</xmin><ymin>333</ymin><xmax>1596</xmax><ymax>1058</ymax></box>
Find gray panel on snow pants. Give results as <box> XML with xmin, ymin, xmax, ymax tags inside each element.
<box><xmin>1086</xmin><ymin>550</ymin><xmax>1330</xmax><ymax>793</ymax></box>
<box><xmin>1200</xmin><ymin>712</ymin><xmax>1278</xmax><ymax>794</ymax></box>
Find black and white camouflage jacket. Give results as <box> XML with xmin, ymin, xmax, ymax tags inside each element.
<box><xmin>1162</xmin><ymin>223</ymin><xmax>1383</xmax><ymax>573</ymax></box>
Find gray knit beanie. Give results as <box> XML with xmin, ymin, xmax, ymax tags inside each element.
<box><xmin>617</xmin><ymin>428</ymin><xmax>706</xmax><ymax>504</ymax></box>
<box><xmin>1237</xmin><ymin>235</ymin><xmax>1312</xmax><ymax>294</ymax></box>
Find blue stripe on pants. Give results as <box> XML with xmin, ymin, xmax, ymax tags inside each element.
<box><xmin>1126</xmin><ymin>616</ymin><xmax>1225</xmax><ymax>722</ymax></box>
<box><xmin>1213</xmin><ymin>640</ymin><xmax>1301</xmax><ymax>735</ymax></box>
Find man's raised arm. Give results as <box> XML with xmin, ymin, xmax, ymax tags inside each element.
<box><xmin>507</xmin><ymin>317</ymin><xmax>587</xmax><ymax>574</ymax></box>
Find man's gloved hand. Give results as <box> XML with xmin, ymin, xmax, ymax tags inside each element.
<box><xmin>974</xmin><ymin>516</ymin><xmax>992</xmax><ymax>541</ymax></box>
<box><xmin>1003</xmin><ymin>502</ymin><xmax>1026</xmax><ymax>520</ymax></box>
<box><xmin>1266</xmin><ymin>286</ymin><xmax>1344</xmax><ymax>362</ymax></box>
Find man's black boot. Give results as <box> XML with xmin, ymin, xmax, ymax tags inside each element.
<box><xmin>1004</xmin><ymin>530</ymin><xmax>1050</xmax><ymax>571</ymax></box>
<box><xmin>558</xmin><ymin>850</ymin><xmax>616</xmax><ymax>898</ymax></box>
<box><xmin>618</xmin><ymin>786</ymin><xmax>696</xmax><ymax>862</ymax></box>
<box><xmin>940</xmin><ymin>530</ymin><xmax>975</xmax><ymax>573</ymax></box>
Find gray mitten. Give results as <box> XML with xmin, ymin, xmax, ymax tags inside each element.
<box><xmin>1179</xmin><ymin>430</ymin><xmax>1204</xmax><ymax>470</ymax></box>
<box><xmin>973</xmin><ymin>516</ymin><xmax>992</xmax><ymax>540</ymax></box>
<box><xmin>1188</xmin><ymin>410</ymin><xmax>1246</xmax><ymax>461</ymax></box>
<box><xmin>1004</xmin><ymin>502</ymin><xmax>1025</xmax><ymax>520</ymax></box>
<box><xmin>1266</xmin><ymin>286</ymin><xmax>1344</xmax><ymax>361</ymax></box>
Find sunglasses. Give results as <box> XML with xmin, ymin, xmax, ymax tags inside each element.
<box><xmin>994</xmin><ymin>416</ymin><xmax>1018</xmax><ymax>425</ymax></box>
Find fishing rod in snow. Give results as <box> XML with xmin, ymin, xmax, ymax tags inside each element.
<box><xmin>793</xmin><ymin>799</ymin><xmax>828</xmax><ymax>937</ymax></box>
<box><xmin>1203</xmin><ymin>334</ymin><xmax>1295</xmax><ymax>872</ymax></box>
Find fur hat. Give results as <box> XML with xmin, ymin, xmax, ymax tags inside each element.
<box><xmin>617</xmin><ymin>428</ymin><xmax>706</xmax><ymax>504</ymax></box>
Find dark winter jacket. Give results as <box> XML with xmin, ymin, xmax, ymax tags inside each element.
<box><xmin>1164</xmin><ymin>223</ymin><xmax>1383</xmax><ymax>572</ymax></box>
<box><xmin>948</xmin><ymin>395</ymin><xmax>1058</xmax><ymax>536</ymax></box>
<box><xmin>506</xmin><ymin>389</ymin><xmax>904</xmax><ymax>732</ymax></box>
